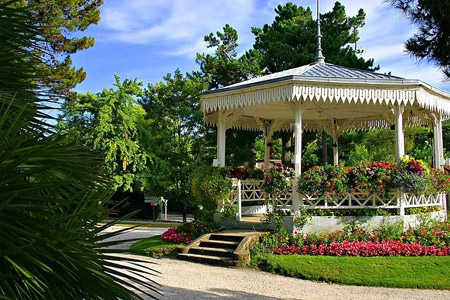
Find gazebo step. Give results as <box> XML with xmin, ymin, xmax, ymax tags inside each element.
<box><xmin>209</xmin><ymin>233</ymin><xmax>245</xmax><ymax>242</ymax></box>
<box><xmin>177</xmin><ymin>253</ymin><xmax>236</xmax><ymax>266</ymax></box>
<box><xmin>199</xmin><ymin>239</ymin><xmax>240</xmax><ymax>249</ymax></box>
<box><xmin>189</xmin><ymin>246</ymin><xmax>234</xmax><ymax>257</ymax></box>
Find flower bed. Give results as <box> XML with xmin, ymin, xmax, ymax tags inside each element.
<box><xmin>161</xmin><ymin>221</ymin><xmax>221</xmax><ymax>245</ymax></box>
<box><xmin>161</xmin><ymin>227</ymin><xmax>192</xmax><ymax>244</ymax></box>
<box><xmin>275</xmin><ymin>241</ymin><xmax>450</xmax><ymax>256</ymax></box>
<box><xmin>252</xmin><ymin>219</ymin><xmax>450</xmax><ymax>257</ymax></box>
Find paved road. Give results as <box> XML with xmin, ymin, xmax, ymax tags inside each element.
<box><xmin>101</xmin><ymin>225</ymin><xmax>167</xmax><ymax>250</ymax></box>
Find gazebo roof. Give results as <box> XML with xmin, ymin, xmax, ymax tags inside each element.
<box><xmin>204</xmin><ymin>63</ymin><xmax>403</xmax><ymax>93</ymax></box>
<box><xmin>200</xmin><ymin>62</ymin><xmax>450</xmax><ymax>133</ymax></box>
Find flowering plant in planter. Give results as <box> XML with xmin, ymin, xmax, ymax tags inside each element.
<box><xmin>261</xmin><ymin>166</ymin><xmax>295</xmax><ymax>199</ymax></box>
<box><xmin>297</xmin><ymin>165</ymin><xmax>349</xmax><ymax>197</ymax></box>
<box><xmin>348</xmin><ymin>161</ymin><xmax>398</xmax><ymax>195</ymax></box>
<box><xmin>298</xmin><ymin>159</ymin><xmax>450</xmax><ymax>198</ymax></box>
<box><xmin>229</xmin><ymin>166</ymin><xmax>249</xmax><ymax>179</ymax></box>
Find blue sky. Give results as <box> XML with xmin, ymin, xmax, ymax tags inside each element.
<box><xmin>71</xmin><ymin>0</ymin><xmax>450</xmax><ymax>94</ymax></box>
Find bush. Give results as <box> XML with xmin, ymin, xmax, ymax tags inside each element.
<box><xmin>176</xmin><ymin>220</ymin><xmax>220</xmax><ymax>240</ymax></box>
<box><xmin>191</xmin><ymin>166</ymin><xmax>233</xmax><ymax>221</ymax></box>
<box><xmin>161</xmin><ymin>227</ymin><xmax>192</xmax><ymax>244</ymax></box>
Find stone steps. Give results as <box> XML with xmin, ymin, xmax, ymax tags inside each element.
<box><xmin>177</xmin><ymin>253</ymin><xmax>235</xmax><ymax>266</ymax></box>
<box><xmin>177</xmin><ymin>231</ymin><xmax>266</xmax><ymax>266</ymax></box>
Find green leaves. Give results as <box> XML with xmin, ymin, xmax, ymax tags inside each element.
<box><xmin>60</xmin><ymin>75</ymin><xmax>150</xmax><ymax>192</ymax></box>
<box><xmin>252</xmin><ymin>1</ymin><xmax>378</xmax><ymax>73</ymax></box>
<box><xmin>388</xmin><ymin>0</ymin><xmax>450</xmax><ymax>79</ymax></box>
<box><xmin>0</xmin><ymin>4</ymin><xmax>158</xmax><ymax>298</ymax></box>
<box><xmin>0</xmin><ymin>101</ymin><xmax>159</xmax><ymax>299</ymax></box>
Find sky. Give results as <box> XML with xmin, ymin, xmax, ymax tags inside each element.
<box><xmin>71</xmin><ymin>0</ymin><xmax>450</xmax><ymax>94</ymax></box>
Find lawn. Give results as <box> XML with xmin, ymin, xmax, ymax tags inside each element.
<box><xmin>129</xmin><ymin>235</ymin><xmax>183</xmax><ymax>256</ymax></box>
<box><xmin>255</xmin><ymin>254</ymin><xmax>450</xmax><ymax>289</ymax></box>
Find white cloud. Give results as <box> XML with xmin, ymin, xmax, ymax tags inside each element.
<box><xmin>99</xmin><ymin>0</ymin><xmax>256</xmax><ymax>55</ymax></box>
<box><xmin>93</xmin><ymin>0</ymin><xmax>449</xmax><ymax>91</ymax></box>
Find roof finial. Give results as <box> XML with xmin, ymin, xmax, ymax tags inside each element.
<box><xmin>315</xmin><ymin>0</ymin><xmax>325</xmax><ymax>64</ymax></box>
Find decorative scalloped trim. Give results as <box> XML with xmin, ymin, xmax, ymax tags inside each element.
<box><xmin>202</xmin><ymin>83</ymin><xmax>450</xmax><ymax>132</ymax></box>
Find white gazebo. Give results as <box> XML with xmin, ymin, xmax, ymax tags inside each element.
<box><xmin>200</xmin><ymin>2</ymin><xmax>450</xmax><ymax>221</ymax></box>
<box><xmin>200</xmin><ymin>60</ymin><xmax>450</xmax><ymax>219</ymax></box>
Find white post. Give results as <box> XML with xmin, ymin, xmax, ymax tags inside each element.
<box><xmin>394</xmin><ymin>106</ymin><xmax>405</xmax><ymax>164</ymax></box>
<box><xmin>264</xmin><ymin>135</ymin><xmax>271</xmax><ymax>170</ymax></box>
<box><xmin>331</xmin><ymin>119</ymin><xmax>339</xmax><ymax>166</ymax></box>
<box><xmin>398</xmin><ymin>192</ymin><xmax>405</xmax><ymax>216</ymax></box>
<box><xmin>294</xmin><ymin>104</ymin><xmax>303</xmax><ymax>175</ymax></box>
<box><xmin>237</xmin><ymin>179</ymin><xmax>242</xmax><ymax>221</ymax></box>
<box><xmin>292</xmin><ymin>102</ymin><xmax>303</xmax><ymax>212</ymax></box>
<box><xmin>333</xmin><ymin>140</ymin><xmax>339</xmax><ymax>166</ymax></box>
<box><xmin>433</xmin><ymin>113</ymin><xmax>444</xmax><ymax>169</ymax></box>
<box><xmin>162</xmin><ymin>197</ymin><xmax>168</xmax><ymax>220</ymax></box>
<box><xmin>217</xmin><ymin>110</ymin><xmax>226</xmax><ymax>166</ymax></box>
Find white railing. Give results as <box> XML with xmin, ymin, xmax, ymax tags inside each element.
<box><xmin>221</xmin><ymin>179</ymin><xmax>447</xmax><ymax>221</ymax></box>
<box><xmin>301</xmin><ymin>190</ymin><xmax>445</xmax><ymax>215</ymax></box>
<box><xmin>220</xmin><ymin>179</ymin><xmax>294</xmax><ymax>221</ymax></box>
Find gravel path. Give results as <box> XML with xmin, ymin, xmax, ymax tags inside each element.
<box><xmin>123</xmin><ymin>256</ymin><xmax>450</xmax><ymax>300</ymax></box>
<box><xmin>102</xmin><ymin>226</ymin><xmax>450</xmax><ymax>299</ymax></box>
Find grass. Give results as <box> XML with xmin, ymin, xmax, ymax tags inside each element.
<box><xmin>129</xmin><ymin>235</ymin><xmax>183</xmax><ymax>257</ymax></box>
<box><xmin>254</xmin><ymin>254</ymin><xmax>450</xmax><ymax>289</ymax></box>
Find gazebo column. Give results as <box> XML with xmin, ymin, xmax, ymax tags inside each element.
<box><xmin>333</xmin><ymin>139</ymin><xmax>339</xmax><ymax>166</ymax></box>
<box><xmin>432</xmin><ymin>113</ymin><xmax>444</xmax><ymax>169</ymax></box>
<box><xmin>263</xmin><ymin>120</ymin><xmax>273</xmax><ymax>170</ymax></box>
<box><xmin>292</xmin><ymin>102</ymin><xmax>303</xmax><ymax>212</ymax></box>
<box><xmin>216</xmin><ymin>110</ymin><xmax>226</xmax><ymax>167</ymax></box>
<box><xmin>331</xmin><ymin>119</ymin><xmax>339</xmax><ymax>166</ymax></box>
<box><xmin>394</xmin><ymin>106</ymin><xmax>405</xmax><ymax>164</ymax></box>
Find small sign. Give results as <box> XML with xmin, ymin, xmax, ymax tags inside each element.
<box><xmin>150</xmin><ymin>202</ymin><xmax>158</xmax><ymax>206</ymax></box>
<box><xmin>144</xmin><ymin>196</ymin><xmax>157</xmax><ymax>204</ymax></box>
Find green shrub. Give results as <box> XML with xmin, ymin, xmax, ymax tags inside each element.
<box><xmin>176</xmin><ymin>220</ymin><xmax>220</xmax><ymax>240</ymax></box>
<box><xmin>219</xmin><ymin>205</ymin><xmax>238</xmax><ymax>220</ymax></box>
<box><xmin>191</xmin><ymin>166</ymin><xmax>233</xmax><ymax>220</ymax></box>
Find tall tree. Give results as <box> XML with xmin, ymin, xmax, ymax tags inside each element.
<box><xmin>196</xmin><ymin>24</ymin><xmax>262</xmax><ymax>89</ymax></box>
<box><xmin>59</xmin><ymin>75</ymin><xmax>150</xmax><ymax>192</ymax></box>
<box><xmin>252</xmin><ymin>1</ymin><xmax>377</xmax><ymax>73</ymax></box>
<box><xmin>141</xmin><ymin>70</ymin><xmax>210</xmax><ymax>213</ymax></box>
<box><xmin>387</xmin><ymin>0</ymin><xmax>450</xmax><ymax>79</ymax></box>
<box><xmin>196</xmin><ymin>25</ymin><xmax>263</xmax><ymax>166</ymax></box>
<box><xmin>3</xmin><ymin>0</ymin><xmax>103</xmax><ymax>95</ymax></box>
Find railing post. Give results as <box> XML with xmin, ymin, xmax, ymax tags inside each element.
<box><xmin>397</xmin><ymin>191</ymin><xmax>405</xmax><ymax>216</ymax></box>
<box><xmin>441</xmin><ymin>193</ymin><xmax>447</xmax><ymax>212</ymax></box>
<box><xmin>237</xmin><ymin>179</ymin><xmax>242</xmax><ymax>221</ymax></box>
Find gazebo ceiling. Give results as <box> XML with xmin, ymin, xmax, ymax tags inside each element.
<box><xmin>201</xmin><ymin>62</ymin><xmax>450</xmax><ymax>132</ymax></box>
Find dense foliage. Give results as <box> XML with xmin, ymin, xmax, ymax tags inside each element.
<box><xmin>59</xmin><ymin>76</ymin><xmax>150</xmax><ymax>191</ymax></box>
<box><xmin>191</xmin><ymin>166</ymin><xmax>233</xmax><ymax>216</ymax></box>
<box><xmin>0</xmin><ymin>2</ymin><xmax>157</xmax><ymax>299</ymax></box>
<box><xmin>3</xmin><ymin>0</ymin><xmax>103</xmax><ymax>94</ymax></box>
<box><xmin>252</xmin><ymin>2</ymin><xmax>377</xmax><ymax>73</ymax></box>
<box><xmin>261</xmin><ymin>166</ymin><xmax>296</xmax><ymax>198</ymax></box>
